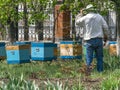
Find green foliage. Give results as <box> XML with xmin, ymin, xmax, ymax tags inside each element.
<box><xmin>100</xmin><ymin>73</ymin><xmax>120</xmax><ymax>90</ymax></box>
<box><xmin>0</xmin><ymin>0</ymin><xmax>117</xmax><ymax>26</ymax></box>
<box><xmin>0</xmin><ymin>0</ymin><xmax>57</xmax><ymax>30</ymax></box>
<box><xmin>0</xmin><ymin>0</ymin><xmax>20</xmax><ymax>25</ymax></box>
<box><xmin>44</xmin><ymin>80</ymin><xmax>69</xmax><ymax>90</ymax></box>
<box><xmin>0</xmin><ymin>74</ymin><xmax>39</xmax><ymax>90</ymax></box>
<box><xmin>44</xmin><ymin>79</ymin><xmax>84</xmax><ymax>90</ymax></box>
<box><xmin>60</xmin><ymin>0</ymin><xmax>115</xmax><ymax>16</ymax></box>
<box><xmin>27</xmin><ymin>0</ymin><xmax>49</xmax><ymax>21</ymax></box>
<box><xmin>103</xmin><ymin>49</ymin><xmax>120</xmax><ymax>71</ymax></box>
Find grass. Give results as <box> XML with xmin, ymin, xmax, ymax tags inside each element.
<box><xmin>0</xmin><ymin>59</ymin><xmax>83</xmax><ymax>79</ymax></box>
<box><xmin>0</xmin><ymin>48</ymin><xmax>120</xmax><ymax>89</ymax></box>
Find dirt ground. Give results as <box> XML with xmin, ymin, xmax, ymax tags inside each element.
<box><xmin>28</xmin><ymin>76</ymin><xmax>102</xmax><ymax>89</ymax></box>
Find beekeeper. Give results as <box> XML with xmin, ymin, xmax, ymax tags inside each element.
<box><xmin>76</xmin><ymin>4</ymin><xmax>110</xmax><ymax>73</ymax></box>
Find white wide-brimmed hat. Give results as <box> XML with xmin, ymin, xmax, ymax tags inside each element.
<box><xmin>84</xmin><ymin>4</ymin><xmax>96</xmax><ymax>10</ymax></box>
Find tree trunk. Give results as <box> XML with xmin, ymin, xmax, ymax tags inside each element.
<box><xmin>15</xmin><ymin>6</ymin><xmax>18</xmax><ymax>41</ymax></box>
<box><xmin>72</xmin><ymin>14</ymin><xmax>76</xmax><ymax>41</ymax></box>
<box><xmin>116</xmin><ymin>3</ymin><xmax>120</xmax><ymax>56</ymax></box>
<box><xmin>116</xmin><ymin>11</ymin><xmax>120</xmax><ymax>56</ymax></box>
<box><xmin>7</xmin><ymin>19</ymin><xmax>18</xmax><ymax>43</ymax></box>
<box><xmin>52</xmin><ymin>7</ymin><xmax>56</xmax><ymax>43</ymax></box>
<box><xmin>23</xmin><ymin>1</ymin><xmax>29</xmax><ymax>41</ymax></box>
<box><xmin>7</xmin><ymin>6</ymin><xmax>18</xmax><ymax>43</ymax></box>
<box><xmin>10</xmin><ymin>22</ymin><xmax>18</xmax><ymax>42</ymax></box>
<box><xmin>36</xmin><ymin>21</ymin><xmax>43</xmax><ymax>41</ymax></box>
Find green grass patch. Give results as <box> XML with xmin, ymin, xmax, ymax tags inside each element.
<box><xmin>0</xmin><ymin>49</ymin><xmax>120</xmax><ymax>89</ymax></box>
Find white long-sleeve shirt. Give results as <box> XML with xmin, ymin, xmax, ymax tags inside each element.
<box><xmin>75</xmin><ymin>12</ymin><xmax>109</xmax><ymax>40</ymax></box>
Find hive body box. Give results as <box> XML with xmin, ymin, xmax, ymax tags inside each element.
<box><xmin>0</xmin><ymin>42</ymin><xmax>6</xmax><ymax>59</ymax></box>
<box><xmin>6</xmin><ymin>45</ymin><xmax>30</xmax><ymax>64</ymax></box>
<box><xmin>55</xmin><ymin>5</ymin><xmax>71</xmax><ymax>41</ymax></box>
<box><xmin>13</xmin><ymin>41</ymin><xmax>31</xmax><ymax>57</ymax></box>
<box><xmin>60</xmin><ymin>41</ymin><xmax>82</xmax><ymax>59</ymax></box>
<box><xmin>31</xmin><ymin>42</ymin><xmax>57</xmax><ymax>61</ymax></box>
<box><xmin>109</xmin><ymin>41</ymin><xmax>117</xmax><ymax>55</ymax></box>
<box><xmin>13</xmin><ymin>41</ymin><xmax>31</xmax><ymax>45</ymax></box>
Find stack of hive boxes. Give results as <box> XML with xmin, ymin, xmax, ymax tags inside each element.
<box><xmin>55</xmin><ymin>5</ymin><xmax>71</xmax><ymax>41</ymax></box>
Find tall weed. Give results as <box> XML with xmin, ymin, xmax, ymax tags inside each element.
<box><xmin>0</xmin><ymin>74</ymin><xmax>39</xmax><ymax>90</ymax></box>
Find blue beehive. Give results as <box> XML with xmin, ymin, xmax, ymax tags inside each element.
<box><xmin>0</xmin><ymin>42</ymin><xmax>6</xmax><ymax>59</ymax></box>
<box><xmin>13</xmin><ymin>41</ymin><xmax>31</xmax><ymax>57</ymax></box>
<box><xmin>31</xmin><ymin>42</ymin><xmax>57</xmax><ymax>61</ymax></box>
<box><xmin>60</xmin><ymin>41</ymin><xmax>82</xmax><ymax>59</ymax></box>
<box><xmin>6</xmin><ymin>44</ymin><xmax>31</xmax><ymax>64</ymax></box>
<box><xmin>13</xmin><ymin>41</ymin><xmax>31</xmax><ymax>45</ymax></box>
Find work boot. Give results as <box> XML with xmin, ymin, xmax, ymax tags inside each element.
<box><xmin>85</xmin><ymin>66</ymin><xmax>91</xmax><ymax>76</ymax></box>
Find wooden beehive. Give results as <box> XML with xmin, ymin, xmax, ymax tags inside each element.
<box><xmin>55</xmin><ymin>5</ymin><xmax>71</xmax><ymax>41</ymax></box>
<box><xmin>60</xmin><ymin>41</ymin><xmax>82</xmax><ymax>59</ymax></box>
<box><xmin>109</xmin><ymin>41</ymin><xmax>117</xmax><ymax>55</ymax></box>
<box><xmin>31</xmin><ymin>42</ymin><xmax>57</xmax><ymax>61</ymax></box>
<box><xmin>6</xmin><ymin>44</ymin><xmax>31</xmax><ymax>64</ymax></box>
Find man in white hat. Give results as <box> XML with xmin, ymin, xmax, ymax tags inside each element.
<box><xmin>76</xmin><ymin>4</ymin><xmax>110</xmax><ymax>73</ymax></box>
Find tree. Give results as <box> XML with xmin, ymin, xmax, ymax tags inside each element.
<box><xmin>0</xmin><ymin>0</ymin><xmax>57</xmax><ymax>42</ymax></box>
<box><xmin>110</xmin><ymin>0</ymin><xmax>120</xmax><ymax>55</ymax></box>
<box><xmin>0</xmin><ymin>0</ymin><xmax>116</xmax><ymax>43</ymax></box>
<box><xmin>28</xmin><ymin>0</ymin><xmax>50</xmax><ymax>41</ymax></box>
<box><xmin>0</xmin><ymin>0</ymin><xmax>20</xmax><ymax>42</ymax></box>
<box><xmin>20</xmin><ymin>0</ymin><xmax>58</xmax><ymax>41</ymax></box>
<box><xmin>59</xmin><ymin>0</ymin><xmax>114</xmax><ymax>40</ymax></box>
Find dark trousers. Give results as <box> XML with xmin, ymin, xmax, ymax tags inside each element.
<box><xmin>85</xmin><ymin>38</ymin><xmax>103</xmax><ymax>72</ymax></box>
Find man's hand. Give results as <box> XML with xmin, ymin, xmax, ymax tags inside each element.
<box><xmin>80</xmin><ymin>9</ymin><xmax>83</xmax><ymax>14</ymax></box>
<box><xmin>104</xmin><ymin>33</ymin><xmax>108</xmax><ymax>42</ymax></box>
